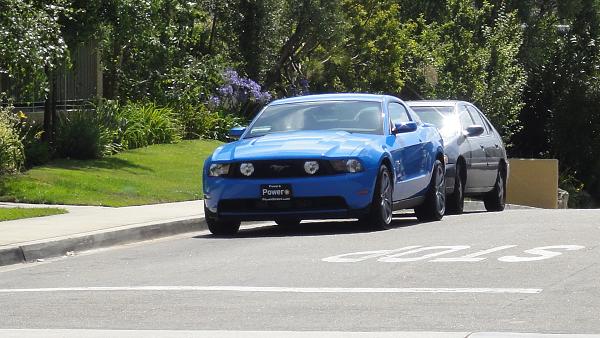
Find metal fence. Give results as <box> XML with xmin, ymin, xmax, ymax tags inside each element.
<box><xmin>0</xmin><ymin>41</ymin><xmax>102</xmax><ymax>113</ymax></box>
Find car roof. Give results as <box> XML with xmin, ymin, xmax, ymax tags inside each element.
<box><xmin>270</xmin><ymin>93</ymin><xmax>390</xmax><ymax>105</ymax></box>
<box><xmin>405</xmin><ymin>100</ymin><xmax>464</xmax><ymax>107</ymax></box>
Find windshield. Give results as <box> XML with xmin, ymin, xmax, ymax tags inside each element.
<box><xmin>410</xmin><ymin>106</ymin><xmax>461</xmax><ymax>137</ymax></box>
<box><xmin>410</xmin><ymin>106</ymin><xmax>454</xmax><ymax>128</ymax></box>
<box><xmin>245</xmin><ymin>101</ymin><xmax>384</xmax><ymax>138</ymax></box>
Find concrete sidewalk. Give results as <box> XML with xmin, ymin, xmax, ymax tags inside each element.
<box><xmin>0</xmin><ymin>201</ymin><xmax>206</xmax><ymax>266</ymax></box>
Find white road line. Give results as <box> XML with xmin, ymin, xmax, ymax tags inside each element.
<box><xmin>0</xmin><ymin>330</ymin><xmax>598</xmax><ymax>338</ymax></box>
<box><xmin>0</xmin><ymin>286</ymin><xmax>543</xmax><ymax>294</ymax></box>
<box><xmin>0</xmin><ymin>329</ymin><xmax>471</xmax><ymax>338</ymax></box>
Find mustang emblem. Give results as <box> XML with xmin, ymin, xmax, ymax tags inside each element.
<box><xmin>270</xmin><ymin>164</ymin><xmax>291</xmax><ymax>172</ymax></box>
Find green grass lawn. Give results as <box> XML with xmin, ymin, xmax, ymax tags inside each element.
<box><xmin>0</xmin><ymin>139</ymin><xmax>222</xmax><ymax>207</ymax></box>
<box><xmin>0</xmin><ymin>208</ymin><xmax>67</xmax><ymax>222</ymax></box>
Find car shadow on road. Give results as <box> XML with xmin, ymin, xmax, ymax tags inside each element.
<box><xmin>194</xmin><ymin>213</ymin><xmax>421</xmax><ymax>239</ymax></box>
<box><xmin>459</xmin><ymin>210</ymin><xmax>488</xmax><ymax>215</ymax></box>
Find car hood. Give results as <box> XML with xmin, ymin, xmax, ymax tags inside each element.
<box><xmin>210</xmin><ymin>131</ymin><xmax>381</xmax><ymax>161</ymax></box>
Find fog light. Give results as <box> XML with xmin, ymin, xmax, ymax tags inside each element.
<box><xmin>240</xmin><ymin>162</ymin><xmax>255</xmax><ymax>176</ymax></box>
<box><xmin>304</xmin><ymin>161</ymin><xmax>319</xmax><ymax>175</ymax></box>
<box><xmin>346</xmin><ymin>159</ymin><xmax>363</xmax><ymax>173</ymax></box>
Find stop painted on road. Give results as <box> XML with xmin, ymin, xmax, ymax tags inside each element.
<box><xmin>322</xmin><ymin>245</ymin><xmax>585</xmax><ymax>263</ymax></box>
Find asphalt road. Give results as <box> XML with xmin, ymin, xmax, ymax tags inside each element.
<box><xmin>0</xmin><ymin>207</ymin><xmax>599</xmax><ymax>335</ymax></box>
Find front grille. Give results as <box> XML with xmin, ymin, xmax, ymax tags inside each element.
<box><xmin>219</xmin><ymin>197</ymin><xmax>348</xmax><ymax>213</ymax></box>
<box><xmin>227</xmin><ymin>160</ymin><xmax>337</xmax><ymax>178</ymax></box>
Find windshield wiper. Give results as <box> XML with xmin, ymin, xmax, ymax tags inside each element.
<box><xmin>243</xmin><ymin>134</ymin><xmax>266</xmax><ymax>139</ymax></box>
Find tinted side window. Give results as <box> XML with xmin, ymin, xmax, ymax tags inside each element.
<box><xmin>389</xmin><ymin>103</ymin><xmax>411</xmax><ymax>124</ymax></box>
<box><xmin>481</xmin><ymin>115</ymin><xmax>495</xmax><ymax>134</ymax></box>
<box><xmin>467</xmin><ymin>105</ymin><xmax>489</xmax><ymax>134</ymax></box>
<box><xmin>473</xmin><ymin>106</ymin><xmax>496</xmax><ymax>134</ymax></box>
<box><xmin>459</xmin><ymin>105</ymin><xmax>474</xmax><ymax>129</ymax></box>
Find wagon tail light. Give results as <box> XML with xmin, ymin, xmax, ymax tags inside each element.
<box><xmin>208</xmin><ymin>163</ymin><xmax>231</xmax><ymax>177</ymax></box>
<box><xmin>330</xmin><ymin>159</ymin><xmax>364</xmax><ymax>173</ymax></box>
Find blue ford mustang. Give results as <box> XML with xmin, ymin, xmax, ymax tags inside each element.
<box><xmin>203</xmin><ymin>94</ymin><xmax>446</xmax><ymax>235</ymax></box>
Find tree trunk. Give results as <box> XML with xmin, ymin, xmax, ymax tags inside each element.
<box><xmin>103</xmin><ymin>42</ymin><xmax>124</xmax><ymax>100</ymax></box>
<box><xmin>264</xmin><ymin>23</ymin><xmax>306</xmax><ymax>90</ymax></box>
<box><xmin>43</xmin><ymin>67</ymin><xmax>57</xmax><ymax>143</ymax></box>
<box><xmin>238</xmin><ymin>0</ymin><xmax>264</xmax><ymax>80</ymax></box>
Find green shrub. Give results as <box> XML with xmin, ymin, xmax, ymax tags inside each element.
<box><xmin>55</xmin><ymin>110</ymin><xmax>111</xmax><ymax>160</ymax></box>
<box><xmin>94</xmin><ymin>100</ymin><xmax>127</xmax><ymax>155</ymax></box>
<box><xmin>199</xmin><ymin>109</ymin><xmax>245</xmax><ymax>141</ymax></box>
<box><xmin>172</xmin><ymin>103</ymin><xmax>242</xmax><ymax>141</ymax></box>
<box><xmin>14</xmin><ymin>115</ymin><xmax>53</xmax><ymax>167</ymax></box>
<box><xmin>93</xmin><ymin>100</ymin><xmax>182</xmax><ymax>151</ymax></box>
<box><xmin>22</xmin><ymin>125</ymin><xmax>52</xmax><ymax>167</ymax></box>
<box><xmin>118</xmin><ymin>103</ymin><xmax>182</xmax><ymax>149</ymax></box>
<box><xmin>560</xmin><ymin>170</ymin><xmax>599</xmax><ymax>208</ymax></box>
<box><xmin>25</xmin><ymin>140</ymin><xmax>52</xmax><ymax>167</ymax></box>
<box><xmin>173</xmin><ymin>103</ymin><xmax>206</xmax><ymax>139</ymax></box>
<box><xmin>0</xmin><ymin>107</ymin><xmax>25</xmax><ymax>175</ymax></box>
<box><xmin>52</xmin><ymin>101</ymin><xmax>182</xmax><ymax>161</ymax></box>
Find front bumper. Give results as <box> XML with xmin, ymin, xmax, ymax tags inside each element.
<box><xmin>204</xmin><ymin>170</ymin><xmax>376</xmax><ymax>221</ymax></box>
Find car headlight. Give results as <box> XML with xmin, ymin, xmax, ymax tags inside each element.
<box><xmin>330</xmin><ymin>159</ymin><xmax>364</xmax><ymax>173</ymax></box>
<box><xmin>208</xmin><ymin>163</ymin><xmax>230</xmax><ymax>177</ymax></box>
<box><xmin>240</xmin><ymin>162</ymin><xmax>255</xmax><ymax>176</ymax></box>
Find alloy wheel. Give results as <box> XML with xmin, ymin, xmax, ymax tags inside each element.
<box><xmin>380</xmin><ymin>170</ymin><xmax>393</xmax><ymax>224</ymax></box>
<box><xmin>498</xmin><ymin>172</ymin><xmax>505</xmax><ymax>203</ymax></box>
<box><xmin>435</xmin><ymin>164</ymin><xmax>446</xmax><ymax>215</ymax></box>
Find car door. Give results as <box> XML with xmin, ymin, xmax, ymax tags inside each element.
<box><xmin>467</xmin><ymin>105</ymin><xmax>497</xmax><ymax>187</ymax></box>
<box><xmin>459</xmin><ymin>104</ymin><xmax>488</xmax><ymax>190</ymax></box>
<box><xmin>388</xmin><ymin>102</ymin><xmax>428</xmax><ymax>201</ymax></box>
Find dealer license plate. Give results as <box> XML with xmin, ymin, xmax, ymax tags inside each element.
<box><xmin>261</xmin><ymin>184</ymin><xmax>293</xmax><ymax>201</ymax></box>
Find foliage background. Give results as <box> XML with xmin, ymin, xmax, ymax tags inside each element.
<box><xmin>1</xmin><ymin>0</ymin><xmax>600</xmax><ymax>206</ymax></box>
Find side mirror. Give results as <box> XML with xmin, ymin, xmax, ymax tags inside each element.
<box><xmin>464</xmin><ymin>125</ymin><xmax>484</xmax><ymax>137</ymax></box>
<box><xmin>393</xmin><ymin>121</ymin><xmax>418</xmax><ymax>134</ymax></box>
<box><xmin>228</xmin><ymin>126</ymin><xmax>246</xmax><ymax>138</ymax></box>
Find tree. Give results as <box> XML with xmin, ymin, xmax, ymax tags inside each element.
<box><xmin>308</xmin><ymin>0</ymin><xmax>422</xmax><ymax>96</ymax></box>
<box><xmin>0</xmin><ymin>0</ymin><xmax>69</xmax><ymax>141</ymax></box>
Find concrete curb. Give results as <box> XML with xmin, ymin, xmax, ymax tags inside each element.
<box><xmin>0</xmin><ymin>217</ymin><xmax>206</xmax><ymax>267</ymax></box>
<box><xmin>0</xmin><ymin>246</ymin><xmax>25</xmax><ymax>266</ymax></box>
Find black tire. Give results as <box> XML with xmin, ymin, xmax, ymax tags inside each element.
<box><xmin>204</xmin><ymin>204</ymin><xmax>240</xmax><ymax>236</ymax></box>
<box><xmin>275</xmin><ymin>218</ymin><xmax>301</xmax><ymax>227</ymax></box>
<box><xmin>415</xmin><ymin>160</ymin><xmax>446</xmax><ymax>222</ymax></box>
<box><xmin>359</xmin><ymin>165</ymin><xmax>393</xmax><ymax>229</ymax></box>
<box><xmin>484</xmin><ymin>167</ymin><xmax>506</xmax><ymax>212</ymax></box>
<box><xmin>446</xmin><ymin>163</ymin><xmax>464</xmax><ymax>215</ymax></box>
<box><xmin>207</xmin><ymin>218</ymin><xmax>241</xmax><ymax>236</ymax></box>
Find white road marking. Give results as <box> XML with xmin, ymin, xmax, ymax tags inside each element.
<box><xmin>0</xmin><ymin>286</ymin><xmax>543</xmax><ymax>294</ymax></box>
<box><xmin>322</xmin><ymin>246</ymin><xmax>421</xmax><ymax>262</ymax></box>
<box><xmin>498</xmin><ymin>245</ymin><xmax>586</xmax><ymax>262</ymax></box>
<box><xmin>433</xmin><ymin>245</ymin><xmax>518</xmax><ymax>262</ymax></box>
<box><xmin>1</xmin><ymin>330</ymin><xmax>598</xmax><ymax>338</ymax></box>
<box><xmin>378</xmin><ymin>246</ymin><xmax>471</xmax><ymax>262</ymax></box>
<box><xmin>0</xmin><ymin>329</ymin><xmax>470</xmax><ymax>338</ymax></box>
<box><xmin>323</xmin><ymin>245</ymin><xmax>586</xmax><ymax>263</ymax></box>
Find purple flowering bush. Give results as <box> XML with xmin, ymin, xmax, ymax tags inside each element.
<box><xmin>209</xmin><ymin>69</ymin><xmax>272</xmax><ymax>116</ymax></box>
